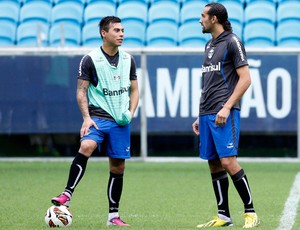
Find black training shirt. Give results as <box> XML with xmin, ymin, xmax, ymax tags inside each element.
<box><xmin>199</xmin><ymin>31</ymin><xmax>248</xmax><ymax>116</ymax></box>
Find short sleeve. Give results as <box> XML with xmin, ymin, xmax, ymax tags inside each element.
<box><xmin>130</xmin><ymin>55</ymin><xmax>137</xmax><ymax>81</ymax></box>
<box><xmin>78</xmin><ymin>55</ymin><xmax>95</xmax><ymax>81</ymax></box>
<box><xmin>228</xmin><ymin>35</ymin><xmax>248</xmax><ymax>69</ymax></box>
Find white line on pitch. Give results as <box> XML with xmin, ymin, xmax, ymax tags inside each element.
<box><xmin>277</xmin><ymin>172</ymin><xmax>300</xmax><ymax>230</ymax></box>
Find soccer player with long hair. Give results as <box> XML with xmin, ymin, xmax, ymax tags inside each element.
<box><xmin>192</xmin><ymin>3</ymin><xmax>260</xmax><ymax>228</ymax></box>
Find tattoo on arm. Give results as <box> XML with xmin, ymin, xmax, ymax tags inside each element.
<box><xmin>77</xmin><ymin>79</ymin><xmax>90</xmax><ymax>119</ymax></box>
<box><xmin>77</xmin><ymin>79</ymin><xmax>89</xmax><ymax>91</ymax></box>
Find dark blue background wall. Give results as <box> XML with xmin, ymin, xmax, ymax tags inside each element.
<box><xmin>0</xmin><ymin>52</ymin><xmax>297</xmax><ymax>134</ymax></box>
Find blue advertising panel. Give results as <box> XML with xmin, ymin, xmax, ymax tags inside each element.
<box><xmin>133</xmin><ymin>53</ymin><xmax>298</xmax><ymax>133</ymax></box>
<box><xmin>132</xmin><ymin>54</ymin><xmax>204</xmax><ymax>133</ymax></box>
<box><xmin>0</xmin><ymin>55</ymin><xmax>82</xmax><ymax>134</ymax></box>
<box><xmin>240</xmin><ymin>54</ymin><xmax>297</xmax><ymax>132</ymax></box>
<box><xmin>0</xmin><ymin>52</ymin><xmax>297</xmax><ymax>134</ymax></box>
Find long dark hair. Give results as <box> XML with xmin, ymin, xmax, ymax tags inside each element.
<box><xmin>206</xmin><ymin>3</ymin><xmax>232</xmax><ymax>32</ymax></box>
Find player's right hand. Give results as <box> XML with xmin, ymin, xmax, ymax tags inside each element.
<box><xmin>80</xmin><ymin>118</ymin><xmax>99</xmax><ymax>138</ymax></box>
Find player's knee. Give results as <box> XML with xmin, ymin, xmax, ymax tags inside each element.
<box><xmin>112</xmin><ymin>166</ymin><xmax>125</xmax><ymax>174</ymax></box>
<box><xmin>79</xmin><ymin>141</ymin><xmax>96</xmax><ymax>157</ymax></box>
<box><xmin>110</xmin><ymin>159</ymin><xmax>125</xmax><ymax>174</ymax></box>
<box><xmin>221</xmin><ymin>160</ymin><xmax>231</xmax><ymax>171</ymax></box>
<box><xmin>220</xmin><ymin>157</ymin><xmax>240</xmax><ymax>174</ymax></box>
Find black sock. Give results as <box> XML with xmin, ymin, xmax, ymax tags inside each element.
<box><xmin>64</xmin><ymin>152</ymin><xmax>88</xmax><ymax>195</ymax></box>
<box><xmin>231</xmin><ymin>169</ymin><xmax>255</xmax><ymax>213</ymax></box>
<box><xmin>107</xmin><ymin>172</ymin><xmax>124</xmax><ymax>213</ymax></box>
<box><xmin>211</xmin><ymin>171</ymin><xmax>231</xmax><ymax>218</ymax></box>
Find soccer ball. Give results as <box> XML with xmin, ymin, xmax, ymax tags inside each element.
<box><xmin>45</xmin><ymin>205</ymin><xmax>72</xmax><ymax>228</ymax></box>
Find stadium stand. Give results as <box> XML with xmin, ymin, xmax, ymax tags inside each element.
<box><xmin>49</xmin><ymin>22</ymin><xmax>81</xmax><ymax>47</ymax></box>
<box><xmin>0</xmin><ymin>0</ymin><xmax>19</xmax><ymax>47</ymax></box>
<box><xmin>17</xmin><ymin>21</ymin><xmax>49</xmax><ymax>46</ymax></box>
<box><xmin>146</xmin><ymin>21</ymin><xmax>178</xmax><ymax>47</ymax></box>
<box><xmin>84</xmin><ymin>1</ymin><xmax>116</xmax><ymax>24</ymax></box>
<box><xmin>221</xmin><ymin>0</ymin><xmax>244</xmax><ymax>25</ymax></box>
<box><xmin>244</xmin><ymin>1</ymin><xmax>276</xmax><ymax>25</ymax></box>
<box><xmin>22</xmin><ymin>0</ymin><xmax>53</xmax><ymax>4</ymax></box>
<box><xmin>50</xmin><ymin>1</ymin><xmax>83</xmax><ymax>47</ymax></box>
<box><xmin>215</xmin><ymin>0</ymin><xmax>245</xmax><ymax>6</ymax></box>
<box><xmin>51</xmin><ymin>2</ymin><xmax>83</xmax><ymax>26</ymax></box>
<box><xmin>219</xmin><ymin>0</ymin><xmax>244</xmax><ymax>39</ymax></box>
<box><xmin>0</xmin><ymin>22</ymin><xmax>16</xmax><ymax>46</ymax></box>
<box><xmin>149</xmin><ymin>0</ymin><xmax>181</xmax><ymax>3</ymax></box>
<box><xmin>0</xmin><ymin>0</ymin><xmax>299</xmax><ymax>47</ymax></box>
<box><xmin>122</xmin><ymin>20</ymin><xmax>146</xmax><ymax>47</ymax></box>
<box><xmin>0</xmin><ymin>1</ymin><xmax>20</xmax><ymax>26</ymax></box>
<box><xmin>178</xmin><ymin>21</ymin><xmax>209</xmax><ymax>47</ymax></box>
<box><xmin>277</xmin><ymin>20</ymin><xmax>300</xmax><ymax>47</ymax></box>
<box><xmin>148</xmin><ymin>1</ymin><xmax>180</xmax><ymax>25</ymax></box>
<box><xmin>19</xmin><ymin>1</ymin><xmax>52</xmax><ymax>24</ymax></box>
<box><xmin>117</xmin><ymin>1</ymin><xmax>148</xmax><ymax>24</ymax></box>
<box><xmin>118</xmin><ymin>0</ymin><xmax>149</xmax><ymax>5</ymax></box>
<box><xmin>181</xmin><ymin>0</ymin><xmax>209</xmax><ymax>3</ymax></box>
<box><xmin>53</xmin><ymin>0</ymin><xmax>85</xmax><ymax>6</ymax></box>
<box><xmin>276</xmin><ymin>1</ymin><xmax>300</xmax><ymax>47</ymax></box>
<box><xmin>231</xmin><ymin>21</ymin><xmax>243</xmax><ymax>39</ymax></box>
<box><xmin>243</xmin><ymin>21</ymin><xmax>276</xmax><ymax>47</ymax></box>
<box><xmin>180</xmin><ymin>1</ymin><xmax>206</xmax><ymax>25</ymax></box>
<box><xmin>82</xmin><ymin>21</ymin><xmax>102</xmax><ymax>47</ymax></box>
<box><xmin>116</xmin><ymin>1</ymin><xmax>148</xmax><ymax>47</ymax></box>
<box><xmin>245</xmin><ymin>0</ymin><xmax>277</xmax><ymax>3</ymax></box>
<box><xmin>86</xmin><ymin>0</ymin><xmax>117</xmax><ymax>5</ymax></box>
<box><xmin>277</xmin><ymin>1</ymin><xmax>300</xmax><ymax>23</ymax></box>
<box><xmin>1</xmin><ymin>0</ymin><xmax>22</xmax><ymax>4</ymax></box>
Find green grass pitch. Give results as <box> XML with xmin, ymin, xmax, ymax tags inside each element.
<box><xmin>0</xmin><ymin>161</ymin><xmax>299</xmax><ymax>229</ymax></box>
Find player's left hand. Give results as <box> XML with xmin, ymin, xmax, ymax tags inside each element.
<box><xmin>216</xmin><ymin>107</ymin><xmax>230</xmax><ymax>127</ymax></box>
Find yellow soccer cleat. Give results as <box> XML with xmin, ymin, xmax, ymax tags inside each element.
<box><xmin>243</xmin><ymin>213</ymin><xmax>260</xmax><ymax>228</ymax></box>
<box><xmin>197</xmin><ymin>216</ymin><xmax>233</xmax><ymax>228</ymax></box>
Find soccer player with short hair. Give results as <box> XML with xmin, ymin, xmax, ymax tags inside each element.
<box><xmin>192</xmin><ymin>3</ymin><xmax>260</xmax><ymax>228</ymax></box>
<box><xmin>51</xmin><ymin>16</ymin><xmax>139</xmax><ymax>227</ymax></box>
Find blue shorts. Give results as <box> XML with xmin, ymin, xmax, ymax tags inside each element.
<box><xmin>81</xmin><ymin>118</ymin><xmax>130</xmax><ymax>159</ymax></box>
<box><xmin>199</xmin><ymin>110</ymin><xmax>240</xmax><ymax>160</ymax></box>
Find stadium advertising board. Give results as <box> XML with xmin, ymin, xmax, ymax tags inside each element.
<box><xmin>0</xmin><ymin>53</ymin><xmax>297</xmax><ymax>134</ymax></box>
<box><xmin>133</xmin><ymin>54</ymin><xmax>298</xmax><ymax>133</ymax></box>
